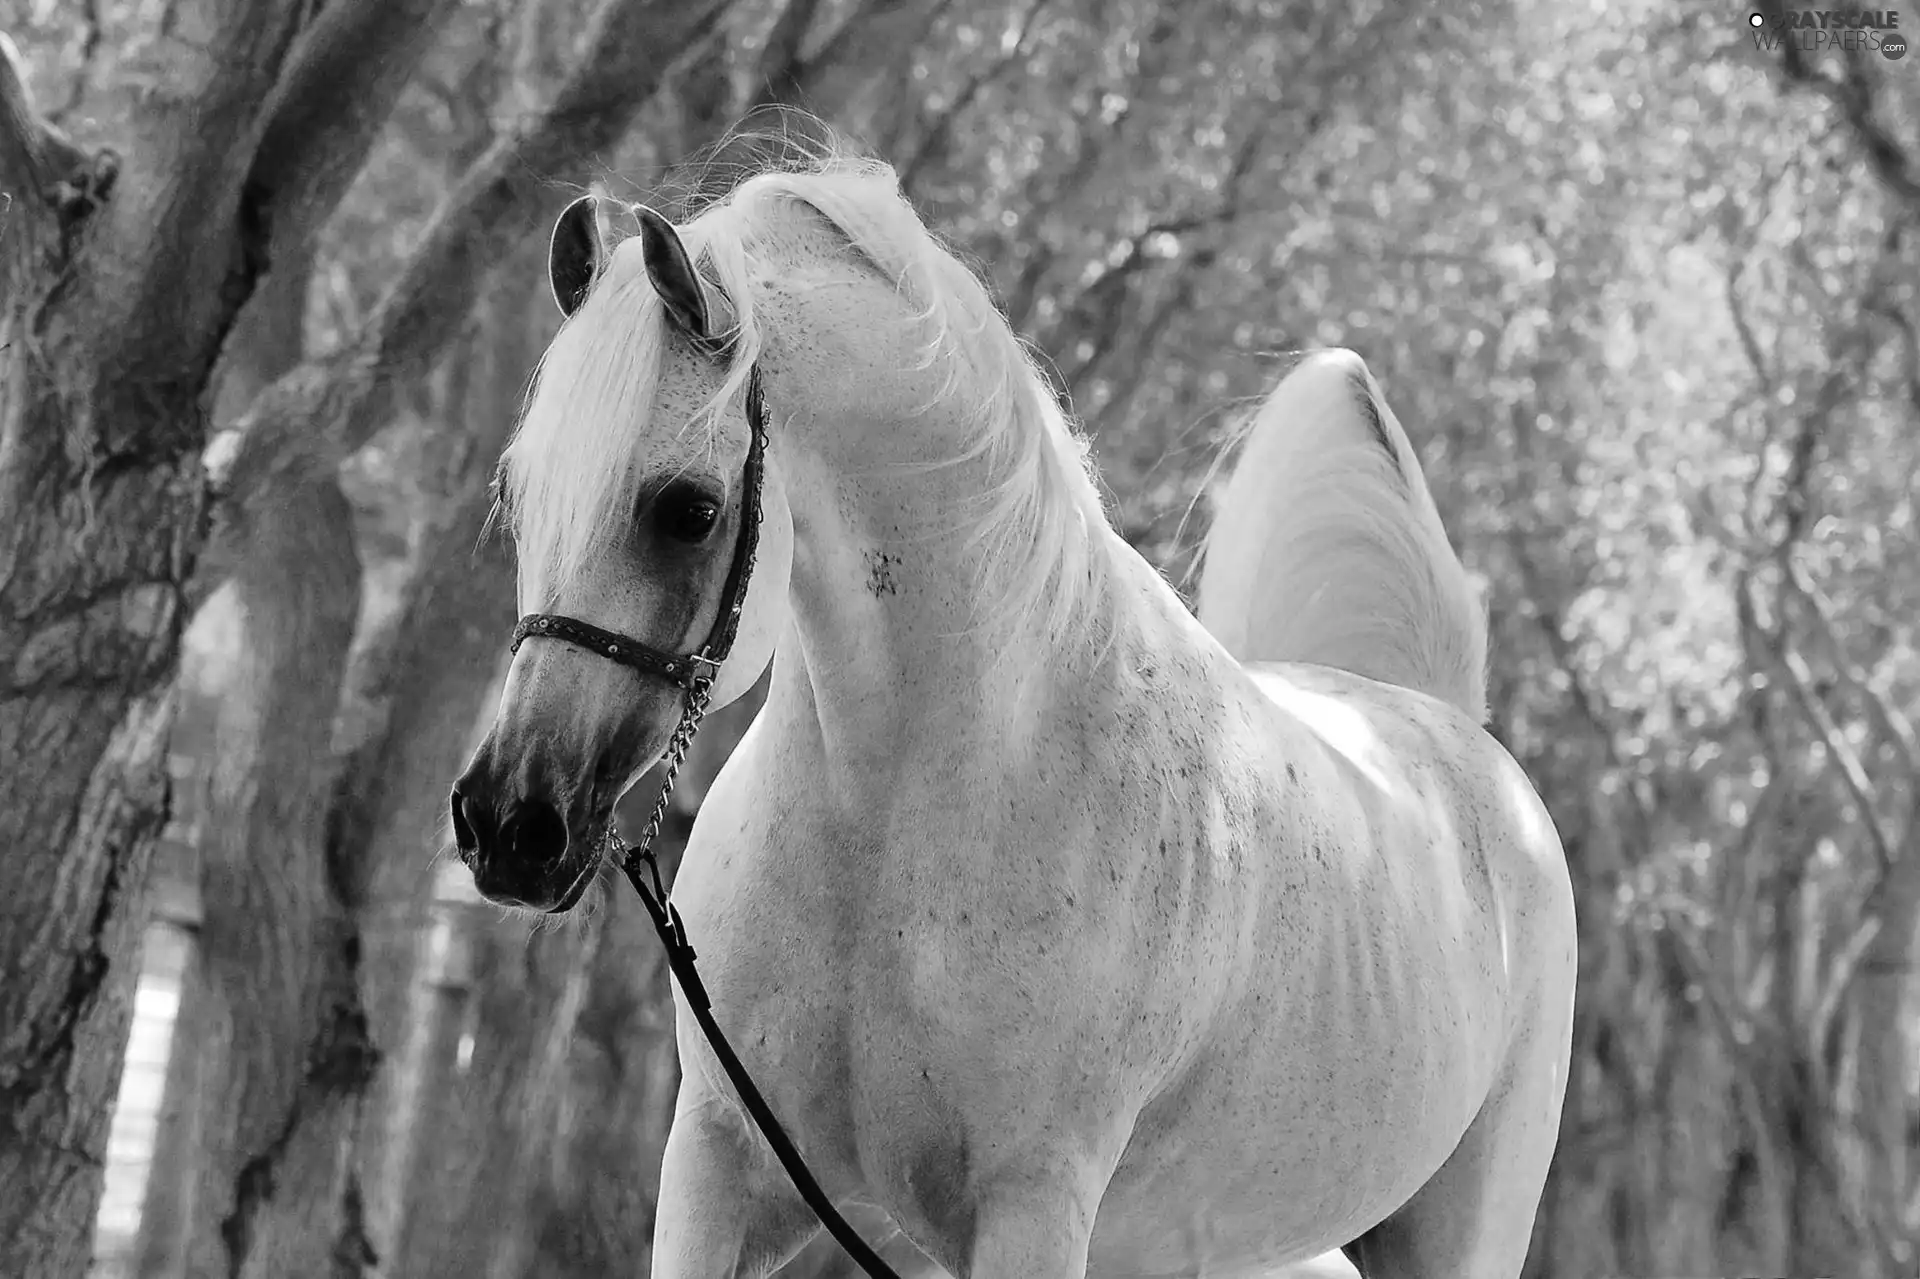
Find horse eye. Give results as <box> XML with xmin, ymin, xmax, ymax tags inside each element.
<box><xmin>653</xmin><ymin>489</ymin><xmax>721</xmax><ymax>544</ymax></box>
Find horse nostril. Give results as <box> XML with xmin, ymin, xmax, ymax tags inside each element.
<box><xmin>499</xmin><ymin>799</ymin><xmax>568</xmax><ymax>869</ymax></box>
<box><xmin>449</xmin><ymin>784</ymin><xmax>479</xmax><ymax>858</ymax></box>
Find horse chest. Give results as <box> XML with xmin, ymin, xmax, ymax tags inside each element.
<box><xmin>673</xmin><ymin>752</ymin><xmax>1216</xmax><ymax>1204</ymax></box>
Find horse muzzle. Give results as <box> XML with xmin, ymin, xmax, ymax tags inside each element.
<box><xmin>449</xmin><ymin>758</ymin><xmax>602</xmax><ymax>913</ymax></box>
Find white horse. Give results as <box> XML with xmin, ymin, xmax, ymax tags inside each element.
<box><xmin>452</xmin><ymin>152</ymin><xmax>1576</xmax><ymax>1278</ymax></box>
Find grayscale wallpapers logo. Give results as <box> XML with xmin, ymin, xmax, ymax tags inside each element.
<box><xmin>1749</xmin><ymin>8</ymin><xmax>1908</xmax><ymax>58</ymax></box>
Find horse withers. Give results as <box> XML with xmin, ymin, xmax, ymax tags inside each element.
<box><xmin>450</xmin><ymin>152</ymin><xmax>1575</xmax><ymax>1278</ymax></box>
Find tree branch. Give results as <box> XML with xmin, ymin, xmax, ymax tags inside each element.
<box><xmin>787</xmin><ymin>0</ymin><xmax>955</xmax><ymax>122</ymax></box>
<box><xmin>896</xmin><ymin>0</ymin><xmax>1053</xmax><ymax>193</ymax></box>
<box><xmin>244</xmin><ymin>0</ymin><xmax>463</xmax><ymax>257</ymax></box>
<box><xmin>1065</xmin><ymin>118</ymin><xmax>1276</xmax><ymax>409</ymax></box>
<box><xmin>1867</xmin><ymin>271</ymin><xmax>1920</xmax><ymax>420</ymax></box>
<box><xmin>682</xmin><ymin>0</ymin><xmax>872</xmax><ymax>199</ymax></box>
<box><xmin>746</xmin><ymin>0</ymin><xmax>828</xmax><ymax>114</ymax></box>
<box><xmin>997</xmin><ymin>3</ymin><xmax>1183</xmax><ymax>332</ymax></box>
<box><xmin>1782</xmin><ymin>559</ymin><xmax>1920</xmax><ymax>780</ymax></box>
<box><xmin>1746</xmin><ymin>576</ymin><xmax>1899</xmax><ymax>874</ymax></box>
<box><xmin>191</xmin><ymin>0</ymin><xmax>732</xmax><ymax>610</ymax></box>
<box><xmin>60</xmin><ymin>0</ymin><xmax>313</xmax><ymax>433</ymax></box>
<box><xmin>360</xmin><ymin>0</ymin><xmax>729</xmax><ymax>384</ymax></box>
<box><xmin>1777</xmin><ymin>42</ymin><xmax>1920</xmax><ymax>216</ymax></box>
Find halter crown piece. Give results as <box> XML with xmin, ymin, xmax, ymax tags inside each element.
<box><xmin>504</xmin><ymin>198</ymin><xmax>900</xmax><ymax>1279</ymax></box>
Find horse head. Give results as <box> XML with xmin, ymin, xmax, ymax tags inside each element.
<box><xmin>449</xmin><ymin>195</ymin><xmax>792</xmax><ymax>912</ymax></box>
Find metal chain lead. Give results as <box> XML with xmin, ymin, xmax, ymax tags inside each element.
<box><xmin>614</xmin><ymin>671</ymin><xmax>716</xmax><ymax>907</ymax></box>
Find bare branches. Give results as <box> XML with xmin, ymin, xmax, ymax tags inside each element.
<box><xmin>1066</xmin><ymin>116</ymin><xmax>1278</xmax><ymax>408</ymax></box>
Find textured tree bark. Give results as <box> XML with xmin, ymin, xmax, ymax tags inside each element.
<box><xmin>187</xmin><ymin>0</ymin><xmax>734</xmax><ymax>593</ymax></box>
<box><xmin>0</xmin><ymin>33</ymin><xmax>236</xmax><ymax>1279</ymax></box>
<box><xmin>148</xmin><ymin>238</ymin><xmax>390</xmax><ymax>1279</ymax></box>
<box><xmin>0</xmin><ymin>3</ymin><xmax>467</xmax><ymax>1269</ymax></box>
<box><xmin>2</xmin><ymin>0</ymin><xmax>730</xmax><ymax>1268</ymax></box>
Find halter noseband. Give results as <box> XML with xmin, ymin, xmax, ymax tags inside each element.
<box><xmin>508</xmin><ymin>367</ymin><xmax>770</xmax><ymax>690</ymax></box>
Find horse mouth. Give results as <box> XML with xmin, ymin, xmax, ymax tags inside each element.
<box><xmin>545</xmin><ymin>857</ymin><xmax>599</xmax><ymax>914</ymax></box>
<box><xmin>468</xmin><ymin>843</ymin><xmax>600</xmax><ymax>914</ymax></box>
<box><xmin>541</xmin><ymin>817</ymin><xmax>628</xmax><ymax>915</ymax></box>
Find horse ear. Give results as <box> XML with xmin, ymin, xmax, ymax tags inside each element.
<box><xmin>549</xmin><ymin>195</ymin><xmax>604</xmax><ymax>318</ymax></box>
<box><xmin>633</xmin><ymin>204</ymin><xmax>714</xmax><ymax>343</ymax></box>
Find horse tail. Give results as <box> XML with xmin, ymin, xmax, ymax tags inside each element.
<box><xmin>1195</xmin><ymin>349</ymin><xmax>1488</xmax><ymax>722</ymax></box>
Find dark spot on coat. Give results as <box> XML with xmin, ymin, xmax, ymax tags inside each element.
<box><xmin>864</xmin><ymin>549</ymin><xmax>900</xmax><ymax>597</ymax></box>
<box><xmin>1287</xmin><ymin>763</ymin><xmax>1298</xmax><ymax>783</ymax></box>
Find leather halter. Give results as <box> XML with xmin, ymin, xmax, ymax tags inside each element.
<box><xmin>508</xmin><ymin>368</ymin><xmax>770</xmax><ymax>689</ymax></box>
<box><xmin>503</xmin><ymin>363</ymin><xmax>902</xmax><ymax>1279</ymax></box>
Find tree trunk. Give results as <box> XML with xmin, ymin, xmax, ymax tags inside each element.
<box><xmin>194</xmin><ymin>1</ymin><xmax>736</xmax><ymax>1260</ymax></box>
<box><xmin>372</xmin><ymin>894</ymin><xmax>474</xmax><ymax>1271</ymax></box>
<box><xmin>392</xmin><ymin>911</ymin><xmax>601</xmax><ymax>1278</ymax></box>
<box><xmin>134</xmin><ymin>937</ymin><xmax>208</xmax><ymax>1279</ymax></box>
<box><xmin>130</xmin><ymin>642</ymin><xmax>224</xmax><ymax>1278</ymax></box>
<box><xmin>339</xmin><ymin>258</ymin><xmax>542</xmax><ymax>1260</ymax></box>
<box><xmin>1849</xmin><ymin>828</ymin><xmax>1920</xmax><ymax>1275</ymax></box>
<box><xmin>0</xmin><ymin>6</ymin><xmax>469</xmax><ymax>1269</ymax></box>
<box><xmin>178</xmin><ymin>487</ymin><xmax>368</xmax><ymax>1277</ymax></box>
<box><xmin>532</xmin><ymin>900</ymin><xmax>678</xmax><ymax>1279</ymax></box>
<box><xmin>130</xmin><ymin>833</ymin><xmax>212</xmax><ymax>1279</ymax></box>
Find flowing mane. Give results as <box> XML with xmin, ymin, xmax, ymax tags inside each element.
<box><xmin>498</xmin><ymin>150</ymin><xmax>1116</xmax><ymax>650</ymax></box>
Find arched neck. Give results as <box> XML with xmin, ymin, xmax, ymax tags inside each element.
<box><xmin>764</xmin><ymin>424</ymin><xmax>1126</xmax><ymax>794</ymax></box>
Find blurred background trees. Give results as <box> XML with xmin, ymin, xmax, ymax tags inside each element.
<box><xmin>2</xmin><ymin>0</ymin><xmax>1916</xmax><ymax>1275</ymax></box>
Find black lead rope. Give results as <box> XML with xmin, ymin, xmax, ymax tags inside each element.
<box><xmin>618</xmin><ymin>822</ymin><xmax>902</xmax><ymax>1279</ymax></box>
<box><xmin>509</xmin><ymin>369</ymin><xmax>901</xmax><ymax>1279</ymax></box>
